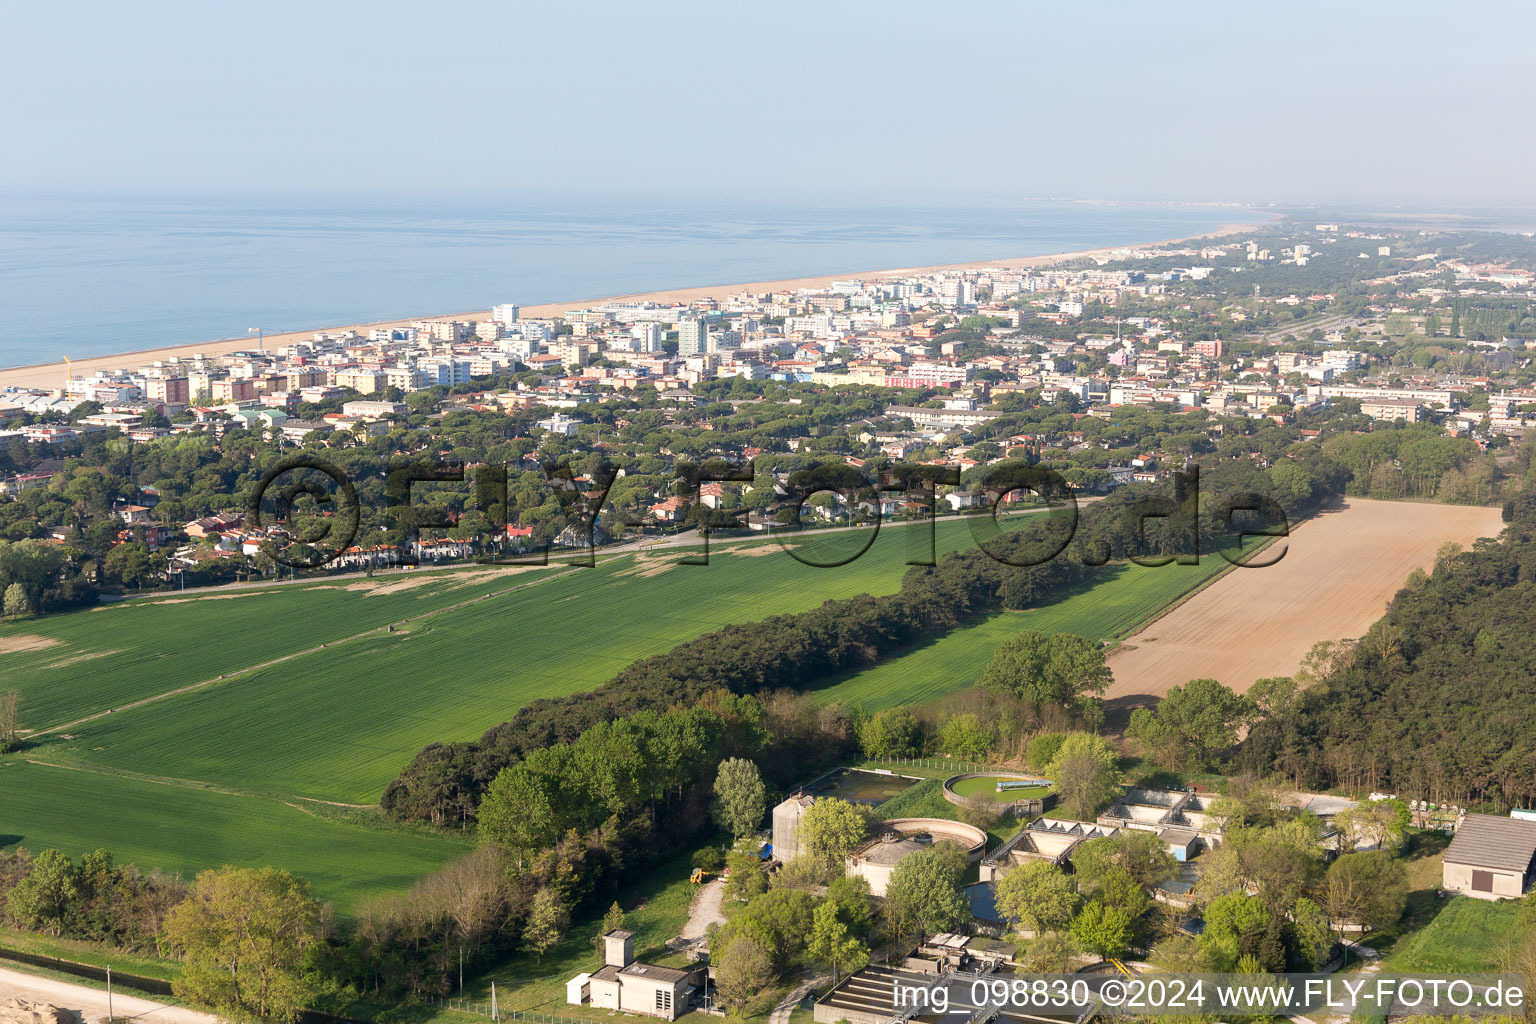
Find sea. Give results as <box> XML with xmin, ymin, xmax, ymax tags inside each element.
<box><xmin>0</xmin><ymin>196</ymin><xmax>1258</xmax><ymax>368</ymax></box>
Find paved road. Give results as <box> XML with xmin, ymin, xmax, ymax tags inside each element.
<box><xmin>0</xmin><ymin>967</ymin><xmax>220</xmax><ymax>1024</ymax></box>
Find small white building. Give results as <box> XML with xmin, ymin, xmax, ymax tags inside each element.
<box><xmin>536</xmin><ymin>414</ymin><xmax>583</xmax><ymax>437</ymax></box>
<box><xmin>568</xmin><ymin>929</ymin><xmax>698</xmax><ymax>1021</ymax></box>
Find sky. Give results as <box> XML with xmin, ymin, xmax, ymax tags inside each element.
<box><xmin>6</xmin><ymin>0</ymin><xmax>1536</xmax><ymax>208</ymax></box>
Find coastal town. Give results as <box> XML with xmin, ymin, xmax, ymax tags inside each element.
<box><xmin>9</xmin><ymin>3</ymin><xmax>1536</xmax><ymax>1023</ymax></box>
<box><xmin>2</xmin><ymin>221</ymin><xmax>1536</xmax><ymax>1024</ymax></box>
<box><xmin>1</xmin><ymin>222</ymin><xmax>1534</xmax><ymax>591</ymax></box>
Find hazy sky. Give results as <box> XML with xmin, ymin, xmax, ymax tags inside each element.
<box><xmin>7</xmin><ymin>0</ymin><xmax>1535</xmax><ymax>207</ymax></box>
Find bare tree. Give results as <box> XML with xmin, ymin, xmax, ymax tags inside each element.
<box><xmin>0</xmin><ymin>691</ymin><xmax>19</xmax><ymax>752</ymax></box>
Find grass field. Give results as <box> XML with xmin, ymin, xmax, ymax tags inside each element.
<box><xmin>948</xmin><ymin>775</ymin><xmax>1050</xmax><ymax>803</ymax></box>
<box><xmin>0</xmin><ymin>564</ymin><xmax>565</xmax><ymax>729</ymax></box>
<box><xmin>1376</xmin><ymin>895</ymin><xmax>1527</xmax><ymax>974</ymax></box>
<box><xmin>0</xmin><ymin>760</ymin><xmax>471</xmax><ymax>912</ymax></box>
<box><xmin>0</xmin><ymin>509</ymin><xmax>1270</xmax><ymax>910</ymax></box>
<box><xmin>12</xmin><ymin>521</ymin><xmax>992</xmax><ymax>805</ymax></box>
<box><xmin>812</xmin><ymin>556</ymin><xmax>1231</xmax><ymax>710</ymax></box>
<box><xmin>1</xmin><ymin>520</ymin><xmax>1005</xmax><ymax>904</ymax></box>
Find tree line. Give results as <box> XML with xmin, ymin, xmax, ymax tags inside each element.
<box><xmin>383</xmin><ymin>454</ymin><xmax>1350</xmax><ymax>825</ymax></box>
<box><xmin>1242</xmin><ymin>492</ymin><xmax>1536</xmax><ymax>809</ymax></box>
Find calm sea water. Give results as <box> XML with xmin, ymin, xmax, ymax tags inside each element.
<box><xmin>0</xmin><ymin>197</ymin><xmax>1254</xmax><ymax>367</ymax></box>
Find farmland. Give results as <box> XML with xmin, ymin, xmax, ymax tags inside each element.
<box><xmin>812</xmin><ymin>554</ymin><xmax>1234</xmax><ymax>710</ymax></box>
<box><xmin>1</xmin><ymin>501</ymin><xmax>1413</xmax><ymax>910</ymax></box>
<box><xmin>1102</xmin><ymin>497</ymin><xmax>1506</xmax><ymax>704</ymax></box>
<box><xmin>11</xmin><ymin>520</ymin><xmax>992</xmax><ymax>804</ymax></box>
<box><xmin>0</xmin><ymin>759</ymin><xmax>471</xmax><ymax>912</ymax></box>
<box><xmin>2</xmin><ymin>517</ymin><xmax>1031</xmax><ymax>903</ymax></box>
<box><xmin>0</xmin><ymin>563</ymin><xmax>565</xmax><ymax>729</ymax></box>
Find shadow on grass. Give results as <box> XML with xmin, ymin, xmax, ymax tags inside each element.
<box><xmin>1360</xmin><ymin>832</ymin><xmax>1455</xmax><ymax>962</ymax></box>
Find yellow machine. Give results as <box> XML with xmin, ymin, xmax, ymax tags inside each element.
<box><xmin>689</xmin><ymin>868</ymin><xmax>710</xmax><ymax>884</ymax></box>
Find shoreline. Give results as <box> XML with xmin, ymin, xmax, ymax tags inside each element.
<box><xmin>0</xmin><ymin>221</ymin><xmax>1260</xmax><ymax>392</ymax></box>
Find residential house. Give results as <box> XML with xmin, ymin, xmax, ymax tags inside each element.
<box><xmin>649</xmin><ymin>496</ymin><xmax>688</xmax><ymax>523</ymax></box>
<box><xmin>943</xmin><ymin>490</ymin><xmax>987</xmax><ymax>511</ymax></box>
<box><xmin>116</xmin><ymin>504</ymin><xmax>153</xmax><ymax>525</ymax></box>
<box><xmin>185</xmin><ymin>512</ymin><xmax>244</xmax><ymax>538</ymax></box>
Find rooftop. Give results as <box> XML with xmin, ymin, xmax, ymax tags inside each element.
<box><xmin>1444</xmin><ymin>813</ymin><xmax>1536</xmax><ymax>872</ymax></box>
<box><xmin>619</xmin><ymin>963</ymin><xmax>693</xmax><ymax>984</ymax></box>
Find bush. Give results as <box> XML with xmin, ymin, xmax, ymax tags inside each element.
<box><xmin>958</xmin><ymin>795</ymin><xmax>1001</xmax><ymax>831</ymax></box>
<box><xmin>772</xmin><ymin>854</ymin><xmax>840</xmax><ymax>890</ymax></box>
<box><xmin>692</xmin><ymin>846</ymin><xmax>725</xmax><ymax>871</ymax></box>
<box><xmin>1027</xmin><ymin>732</ymin><xmax>1066</xmax><ymax>771</ymax></box>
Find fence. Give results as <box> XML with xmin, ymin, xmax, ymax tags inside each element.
<box><xmin>423</xmin><ymin>997</ymin><xmax>599</xmax><ymax>1023</ymax></box>
<box><xmin>0</xmin><ymin>947</ymin><xmax>173</xmax><ymax>996</ymax></box>
<box><xmin>865</xmin><ymin>757</ymin><xmax>1020</xmax><ymax>776</ymax></box>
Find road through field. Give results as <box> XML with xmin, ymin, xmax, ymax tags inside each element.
<box><xmin>1104</xmin><ymin>497</ymin><xmax>1505</xmax><ymax>708</ymax></box>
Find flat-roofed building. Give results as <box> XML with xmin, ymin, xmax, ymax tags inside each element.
<box><xmin>1359</xmin><ymin>397</ymin><xmax>1427</xmax><ymax>422</ymax></box>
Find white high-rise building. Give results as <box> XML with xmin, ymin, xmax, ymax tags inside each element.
<box><xmin>677</xmin><ymin>316</ymin><xmax>709</xmax><ymax>356</ymax></box>
<box><xmin>631</xmin><ymin>323</ymin><xmax>663</xmax><ymax>352</ymax></box>
<box><xmin>939</xmin><ymin>279</ymin><xmax>976</xmax><ymax>307</ymax></box>
<box><xmin>491</xmin><ymin>303</ymin><xmax>521</xmax><ymax>326</ymax></box>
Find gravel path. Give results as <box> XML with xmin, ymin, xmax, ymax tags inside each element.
<box><xmin>0</xmin><ymin>967</ymin><xmax>220</xmax><ymax>1024</ymax></box>
<box><xmin>679</xmin><ymin>878</ymin><xmax>726</xmax><ymax>941</ymax></box>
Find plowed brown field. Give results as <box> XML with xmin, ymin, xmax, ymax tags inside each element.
<box><xmin>1105</xmin><ymin>497</ymin><xmax>1505</xmax><ymax>707</ymax></box>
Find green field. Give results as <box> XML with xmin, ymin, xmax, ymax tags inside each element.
<box><xmin>812</xmin><ymin>557</ymin><xmax>1232</xmax><ymax>709</ymax></box>
<box><xmin>1</xmin><ymin>514</ymin><xmax>1240</xmax><ymax>909</ymax></box>
<box><xmin>12</xmin><ymin>523</ymin><xmax>988</xmax><ymax>805</ymax></box>
<box><xmin>0</xmin><ymin>564</ymin><xmax>567</xmax><ymax>728</ymax></box>
<box><xmin>949</xmin><ymin>774</ymin><xmax>1051</xmax><ymax>803</ymax></box>
<box><xmin>0</xmin><ymin>760</ymin><xmax>471</xmax><ymax>912</ymax></box>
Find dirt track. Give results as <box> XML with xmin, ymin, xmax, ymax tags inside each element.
<box><xmin>0</xmin><ymin>968</ymin><xmax>217</xmax><ymax>1024</ymax></box>
<box><xmin>1104</xmin><ymin>497</ymin><xmax>1505</xmax><ymax>709</ymax></box>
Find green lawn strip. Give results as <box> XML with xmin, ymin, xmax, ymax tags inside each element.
<box><xmin>1375</xmin><ymin>893</ymin><xmax>1525</xmax><ymax>974</ymax></box>
<box><xmin>812</xmin><ymin>556</ymin><xmax>1232</xmax><ymax>712</ymax></box>
<box><xmin>0</xmin><ymin>925</ymin><xmax>179</xmax><ymax>983</ymax></box>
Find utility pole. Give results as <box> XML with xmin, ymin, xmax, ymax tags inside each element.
<box><xmin>459</xmin><ymin>944</ymin><xmax>463</xmax><ymax>996</ymax></box>
<box><xmin>107</xmin><ymin>967</ymin><xmax>113</xmax><ymax>1022</ymax></box>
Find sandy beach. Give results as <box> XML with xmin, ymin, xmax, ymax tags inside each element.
<box><xmin>0</xmin><ymin>222</ymin><xmax>1257</xmax><ymax>392</ymax></box>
